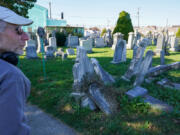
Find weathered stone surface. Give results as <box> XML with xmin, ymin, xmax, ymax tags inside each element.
<box><xmin>26</xmin><ymin>39</ymin><xmax>36</xmax><ymax>48</ymax></box>
<box><xmin>79</xmin><ymin>38</ymin><xmax>93</xmax><ymax>53</ymax></box>
<box><xmin>157</xmin><ymin>78</ymin><xmax>180</xmax><ymax>91</ymax></box>
<box><xmin>147</xmin><ymin>62</ymin><xmax>180</xmax><ymax>77</ymax></box>
<box><xmin>145</xmin><ymin>77</ymin><xmax>156</xmax><ymax>84</ymax></box>
<box><xmin>88</xmin><ymin>84</ymin><xmax>117</xmax><ymax>115</ymax></box>
<box><xmin>155</xmin><ymin>33</ymin><xmax>165</xmax><ymax>55</ymax></box>
<box><xmin>112</xmin><ymin>33</ymin><xmax>124</xmax><ymax>50</ymax></box>
<box><xmin>125</xmin><ymin>86</ymin><xmax>148</xmax><ymax>99</ymax></box>
<box><xmin>143</xmin><ymin>95</ymin><xmax>173</xmax><ymax>112</ymax></box>
<box><xmin>111</xmin><ymin>39</ymin><xmax>126</xmax><ymax>64</ymax></box>
<box><xmin>94</xmin><ymin>38</ymin><xmax>106</xmax><ymax>47</ymax></box>
<box><xmin>81</xmin><ymin>96</ymin><xmax>97</xmax><ymax>110</ymax></box>
<box><xmin>122</xmin><ymin>40</ymin><xmax>147</xmax><ymax>81</ymax></box>
<box><xmin>91</xmin><ymin>58</ymin><xmax>115</xmax><ymax>85</ymax></box>
<box><xmin>49</xmin><ymin>37</ymin><xmax>57</xmax><ymax>50</ymax></box>
<box><xmin>127</xmin><ymin>32</ymin><xmax>134</xmax><ymax>49</ymax></box>
<box><xmin>45</xmin><ymin>46</ymin><xmax>55</xmax><ymax>58</ymax></box>
<box><xmin>134</xmin><ymin>50</ymin><xmax>154</xmax><ymax>86</ymax></box>
<box><xmin>26</xmin><ymin>46</ymin><xmax>38</xmax><ymax>59</ymax></box>
<box><xmin>66</xmin><ymin>48</ymin><xmax>75</xmax><ymax>55</ymax></box>
<box><xmin>160</xmin><ymin>50</ymin><xmax>165</xmax><ymax>65</ymax></box>
<box><xmin>73</xmin><ymin>47</ymin><xmax>95</xmax><ymax>91</ymax></box>
<box><xmin>66</xmin><ymin>35</ymin><xmax>79</xmax><ymax>48</ymax></box>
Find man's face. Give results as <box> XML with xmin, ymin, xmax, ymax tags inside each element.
<box><xmin>0</xmin><ymin>23</ymin><xmax>29</xmax><ymax>55</ymax></box>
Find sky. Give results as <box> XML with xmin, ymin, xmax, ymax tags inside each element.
<box><xmin>36</xmin><ymin>0</ymin><xmax>180</xmax><ymax>28</ymax></box>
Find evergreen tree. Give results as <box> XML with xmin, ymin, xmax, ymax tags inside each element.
<box><xmin>176</xmin><ymin>28</ymin><xmax>180</xmax><ymax>37</ymax></box>
<box><xmin>0</xmin><ymin>0</ymin><xmax>37</xmax><ymax>18</ymax></box>
<box><xmin>113</xmin><ymin>11</ymin><xmax>134</xmax><ymax>41</ymax></box>
<box><xmin>100</xmin><ymin>28</ymin><xmax>107</xmax><ymax>37</ymax></box>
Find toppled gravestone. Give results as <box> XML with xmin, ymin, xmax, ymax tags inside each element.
<box><xmin>147</xmin><ymin>62</ymin><xmax>180</xmax><ymax>77</ymax></box>
<box><xmin>157</xmin><ymin>78</ymin><xmax>180</xmax><ymax>91</ymax></box>
<box><xmin>72</xmin><ymin>47</ymin><xmax>117</xmax><ymax>115</ymax></box>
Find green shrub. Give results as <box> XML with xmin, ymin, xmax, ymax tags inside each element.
<box><xmin>176</xmin><ymin>28</ymin><xmax>180</xmax><ymax>37</ymax></box>
<box><xmin>55</xmin><ymin>32</ymin><xmax>67</xmax><ymax>47</ymax></box>
<box><xmin>101</xmin><ymin>28</ymin><xmax>107</xmax><ymax>37</ymax></box>
<box><xmin>113</xmin><ymin>11</ymin><xmax>134</xmax><ymax>41</ymax></box>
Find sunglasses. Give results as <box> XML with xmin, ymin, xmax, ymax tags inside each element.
<box><xmin>15</xmin><ymin>26</ymin><xmax>24</xmax><ymax>35</ymax></box>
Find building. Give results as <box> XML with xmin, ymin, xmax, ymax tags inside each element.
<box><xmin>23</xmin><ymin>4</ymin><xmax>67</xmax><ymax>32</ymax></box>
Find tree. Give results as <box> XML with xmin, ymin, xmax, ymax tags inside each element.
<box><xmin>113</xmin><ymin>11</ymin><xmax>134</xmax><ymax>41</ymax></box>
<box><xmin>176</xmin><ymin>28</ymin><xmax>180</xmax><ymax>37</ymax></box>
<box><xmin>100</xmin><ymin>28</ymin><xmax>107</xmax><ymax>37</ymax></box>
<box><xmin>0</xmin><ymin>0</ymin><xmax>37</xmax><ymax>18</ymax></box>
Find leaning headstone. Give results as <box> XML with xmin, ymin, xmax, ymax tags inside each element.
<box><xmin>133</xmin><ymin>50</ymin><xmax>154</xmax><ymax>86</ymax></box>
<box><xmin>66</xmin><ymin>48</ymin><xmax>75</xmax><ymax>55</ymax></box>
<box><xmin>91</xmin><ymin>58</ymin><xmax>115</xmax><ymax>85</ymax></box>
<box><xmin>112</xmin><ymin>33</ymin><xmax>124</xmax><ymax>50</ymax></box>
<box><xmin>67</xmin><ymin>35</ymin><xmax>79</xmax><ymax>48</ymax></box>
<box><xmin>111</xmin><ymin>39</ymin><xmax>126</xmax><ymax>64</ymax></box>
<box><xmin>45</xmin><ymin>46</ymin><xmax>55</xmax><ymax>58</ymax></box>
<box><xmin>94</xmin><ymin>38</ymin><xmax>106</xmax><ymax>47</ymax></box>
<box><xmin>122</xmin><ymin>40</ymin><xmax>147</xmax><ymax>81</ymax></box>
<box><xmin>88</xmin><ymin>84</ymin><xmax>117</xmax><ymax>115</ymax></box>
<box><xmin>26</xmin><ymin>46</ymin><xmax>38</xmax><ymax>59</ymax></box>
<box><xmin>155</xmin><ymin>33</ymin><xmax>165</xmax><ymax>55</ymax></box>
<box><xmin>125</xmin><ymin>86</ymin><xmax>148</xmax><ymax>99</ymax></box>
<box><xmin>127</xmin><ymin>32</ymin><xmax>134</xmax><ymax>49</ymax></box>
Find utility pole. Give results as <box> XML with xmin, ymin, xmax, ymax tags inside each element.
<box><xmin>166</xmin><ymin>18</ymin><xmax>168</xmax><ymax>28</ymax></box>
<box><xmin>49</xmin><ymin>2</ymin><xmax>52</xmax><ymax>19</ymax></box>
<box><xmin>137</xmin><ymin>8</ymin><xmax>140</xmax><ymax>28</ymax></box>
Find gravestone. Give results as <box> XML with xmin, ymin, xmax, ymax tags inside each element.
<box><xmin>160</xmin><ymin>50</ymin><xmax>165</xmax><ymax>65</ymax></box>
<box><xmin>111</xmin><ymin>39</ymin><xmax>126</xmax><ymax>64</ymax></box>
<box><xmin>104</xmin><ymin>29</ymin><xmax>113</xmax><ymax>46</ymax></box>
<box><xmin>88</xmin><ymin>84</ymin><xmax>117</xmax><ymax>115</ymax></box>
<box><xmin>26</xmin><ymin>46</ymin><xmax>38</xmax><ymax>59</ymax></box>
<box><xmin>125</xmin><ymin>86</ymin><xmax>148</xmax><ymax>99</ymax></box>
<box><xmin>127</xmin><ymin>32</ymin><xmax>134</xmax><ymax>49</ymax></box>
<box><xmin>133</xmin><ymin>50</ymin><xmax>154</xmax><ymax>86</ymax></box>
<box><xmin>155</xmin><ymin>33</ymin><xmax>165</xmax><ymax>55</ymax></box>
<box><xmin>79</xmin><ymin>38</ymin><xmax>93</xmax><ymax>53</ymax></box>
<box><xmin>66</xmin><ymin>48</ymin><xmax>75</xmax><ymax>55</ymax></box>
<box><xmin>170</xmin><ymin>37</ymin><xmax>180</xmax><ymax>51</ymax></box>
<box><xmin>49</xmin><ymin>37</ymin><xmax>57</xmax><ymax>50</ymax></box>
<box><xmin>67</xmin><ymin>35</ymin><xmax>79</xmax><ymax>48</ymax></box>
<box><xmin>91</xmin><ymin>58</ymin><xmax>115</xmax><ymax>85</ymax></box>
<box><xmin>25</xmin><ymin>39</ymin><xmax>36</xmax><ymax>48</ymax></box>
<box><xmin>45</xmin><ymin>46</ymin><xmax>55</xmax><ymax>58</ymax></box>
<box><xmin>112</xmin><ymin>33</ymin><xmax>124</xmax><ymax>50</ymax></box>
<box><xmin>94</xmin><ymin>38</ymin><xmax>106</xmax><ymax>47</ymax></box>
<box><xmin>122</xmin><ymin>40</ymin><xmax>147</xmax><ymax>81</ymax></box>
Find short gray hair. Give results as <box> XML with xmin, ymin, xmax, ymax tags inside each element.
<box><xmin>0</xmin><ymin>20</ymin><xmax>7</xmax><ymax>33</ymax></box>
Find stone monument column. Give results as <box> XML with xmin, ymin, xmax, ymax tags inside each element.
<box><xmin>127</xmin><ymin>32</ymin><xmax>134</xmax><ymax>49</ymax></box>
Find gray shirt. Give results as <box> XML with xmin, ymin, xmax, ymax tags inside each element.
<box><xmin>0</xmin><ymin>59</ymin><xmax>31</xmax><ymax>135</ymax></box>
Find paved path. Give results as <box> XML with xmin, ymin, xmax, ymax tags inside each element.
<box><xmin>25</xmin><ymin>104</ymin><xmax>80</xmax><ymax>135</ymax></box>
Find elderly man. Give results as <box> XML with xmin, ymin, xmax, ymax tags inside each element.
<box><xmin>0</xmin><ymin>6</ymin><xmax>33</xmax><ymax>135</ymax></box>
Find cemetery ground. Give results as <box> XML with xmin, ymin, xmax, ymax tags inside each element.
<box><xmin>19</xmin><ymin>46</ymin><xmax>180</xmax><ymax>135</ymax></box>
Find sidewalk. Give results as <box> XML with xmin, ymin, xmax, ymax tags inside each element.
<box><xmin>25</xmin><ymin>104</ymin><xmax>80</xmax><ymax>135</ymax></box>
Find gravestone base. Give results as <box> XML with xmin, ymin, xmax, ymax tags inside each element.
<box><xmin>110</xmin><ymin>60</ymin><xmax>121</xmax><ymax>64</ymax></box>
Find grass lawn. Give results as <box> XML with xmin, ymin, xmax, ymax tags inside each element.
<box><xmin>19</xmin><ymin>46</ymin><xmax>180</xmax><ymax>135</ymax></box>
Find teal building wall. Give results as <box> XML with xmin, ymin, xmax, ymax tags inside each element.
<box><xmin>23</xmin><ymin>4</ymin><xmax>67</xmax><ymax>32</ymax></box>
